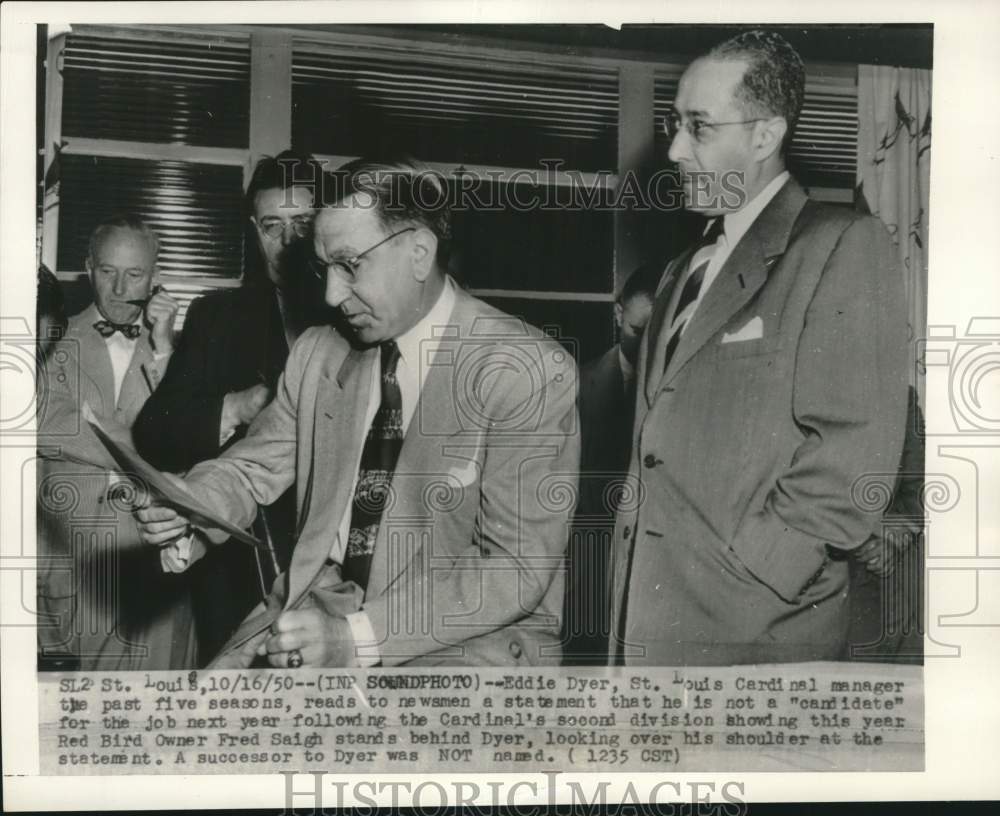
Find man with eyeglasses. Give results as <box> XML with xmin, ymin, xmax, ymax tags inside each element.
<box><xmin>133</xmin><ymin>150</ymin><xmax>327</xmax><ymax>664</ymax></box>
<box><xmin>134</xmin><ymin>157</ymin><xmax>579</xmax><ymax>669</ymax></box>
<box><xmin>609</xmin><ymin>30</ymin><xmax>909</xmax><ymax>666</ymax></box>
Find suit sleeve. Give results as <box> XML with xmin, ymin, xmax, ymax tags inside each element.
<box><xmin>180</xmin><ymin>330</ymin><xmax>319</xmax><ymax>542</ymax></box>
<box><xmin>731</xmin><ymin>215</ymin><xmax>909</xmax><ymax>602</ymax></box>
<box><xmin>133</xmin><ymin>296</ymin><xmax>227</xmax><ymax>472</ymax></box>
<box><xmin>364</xmin><ymin>345</ymin><xmax>580</xmax><ymax>665</ymax></box>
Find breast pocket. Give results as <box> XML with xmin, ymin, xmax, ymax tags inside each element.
<box><xmin>712</xmin><ymin>331</ymin><xmax>787</xmax><ymax>361</ymax></box>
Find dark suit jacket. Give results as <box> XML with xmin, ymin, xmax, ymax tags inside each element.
<box><xmin>132</xmin><ymin>284</ymin><xmax>298</xmax><ymax>662</ymax></box>
<box><xmin>610</xmin><ymin>178</ymin><xmax>909</xmax><ymax>666</ymax></box>
<box><xmin>564</xmin><ymin>345</ymin><xmax>635</xmax><ymax>663</ymax></box>
<box><xmin>134</xmin><ymin>285</ymin><xmax>291</xmax><ymax>472</ymax></box>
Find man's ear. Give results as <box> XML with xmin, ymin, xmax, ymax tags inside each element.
<box><xmin>410</xmin><ymin>227</ymin><xmax>438</xmax><ymax>282</ymax></box>
<box><xmin>613</xmin><ymin>301</ymin><xmax>624</xmax><ymax>329</ymax></box>
<box><xmin>754</xmin><ymin>116</ymin><xmax>787</xmax><ymax>163</ymax></box>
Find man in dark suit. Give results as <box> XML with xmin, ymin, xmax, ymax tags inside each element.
<box><xmin>610</xmin><ymin>31</ymin><xmax>909</xmax><ymax>666</ymax></box>
<box><xmin>564</xmin><ymin>263</ymin><xmax>658</xmax><ymax>664</ymax></box>
<box><xmin>134</xmin><ymin>158</ymin><xmax>579</xmax><ymax>669</ymax></box>
<box><xmin>132</xmin><ymin>151</ymin><xmax>327</xmax><ymax>663</ymax></box>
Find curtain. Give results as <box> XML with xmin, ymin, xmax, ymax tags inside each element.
<box><xmin>856</xmin><ymin>65</ymin><xmax>932</xmax><ymax>400</ymax></box>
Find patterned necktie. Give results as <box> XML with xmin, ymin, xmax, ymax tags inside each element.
<box><xmin>659</xmin><ymin>217</ymin><xmax>724</xmax><ymax>374</ymax></box>
<box><xmin>93</xmin><ymin>320</ymin><xmax>141</xmax><ymax>340</ymax></box>
<box><xmin>341</xmin><ymin>341</ymin><xmax>404</xmax><ymax>591</ymax></box>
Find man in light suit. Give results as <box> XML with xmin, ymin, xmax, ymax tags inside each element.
<box><xmin>38</xmin><ymin>214</ymin><xmax>197</xmax><ymax>670</ymax></box>
<box><xmin>136</xmin><ymin>158</ymin><xmax>579</xmax><ymax>668</ymax></box>
<box><xmin>610</xmin><ymin>31</ymin><xmax>909</xmax><ymax>666</ymax></box>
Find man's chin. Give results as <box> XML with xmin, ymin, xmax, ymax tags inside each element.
<box><xmin>99</xmin><ymin>305</ymin><xmax>142</xmax><ymax>325</ymax></box>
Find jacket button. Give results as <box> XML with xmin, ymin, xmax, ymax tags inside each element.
<box><xmin>508</xmin><ymin>641</ymin><xmax>523</xmax><ymax>659</ymax></box>
<box><xmin>623</xmin><ymin>525</ymin><xmax>631</xmax><ymax>539</ymax></box>
<box><xmin>643</xmin><ymin>454</ymin><xmax>660</xmax><ymax>468</ymax></box>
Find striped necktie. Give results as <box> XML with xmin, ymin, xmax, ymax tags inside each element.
<box><xmin>659</xmin><ymin>218</ymin><xmax>724</xmax><ymax>375</ymax></box>
<box><xmin>341</xmin><ymin>341</ymin><xmax>404</xmax><ymax>591</ymax></box>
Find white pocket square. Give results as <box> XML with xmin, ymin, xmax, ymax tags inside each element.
<box><xmin>447</xmin><ymin>460</ymin><xmax>480</xmax><ymax>487</ymax></box>
<box><xmin>721</xmin><ymin>316</ymin><xmax>764</xmax><ymax>344</ymax></box>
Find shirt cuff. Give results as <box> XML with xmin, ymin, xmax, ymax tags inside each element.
<box><xmin>160</xmin><ymin>534</ymin><xmax>193</xmax><ymax>573</ymax></box>
<box><xmin>345</xmin><ymin>610</ymin><xmax>381</xmax><ymax>667</ymax></box>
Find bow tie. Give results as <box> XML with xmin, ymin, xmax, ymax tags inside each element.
<box><xmin>93</xmin><ymin>320</ymin><xmax>141</xmax><ymax>340</ymax></box>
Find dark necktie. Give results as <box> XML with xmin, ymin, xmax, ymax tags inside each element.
<box><xmin>93</xmin><ymin>320</ymin><xmax>141</xmax><ymax>340</ymax></box>
<box><xmin>341</xmin><ymin>341</ymin><xmax>404</xmax><ymax>591</ymax></box>
<box><xmin>659</xmin><ymin>217</ymin><xmax>724</xmax><ymax>374</ymax></box>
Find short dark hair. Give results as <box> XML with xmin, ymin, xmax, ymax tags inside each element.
<box><xmin>245</xmin><ymin>149</ymin><xmax>326</xmax><ymax>212</ymax></box>
<box><xmin>327</xmin><ymin>156</ymin><xmax>452</xmax><ymax>267</ymax></box>
<box><xmin>708</xmin><ymin>29</ymin><xmax>805</xmax><ymax>154</ymax></box>
<box><xmin>617</xmin><ymin>261</ymin><xmax>661</xmax><ymax>306</ymax></box>
<box><xmin>87</xmin><ymin>213</ymin><xmax>159</xmax><ymax>265</ymax></box>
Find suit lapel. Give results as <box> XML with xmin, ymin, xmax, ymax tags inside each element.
<box><xmin>649</xmin><ymin>179</ymin><xmax>810</xmax><ymax>394</ymax></box>
<box><xmin>116</xmin><ymin>335</ymin><xmax>155</xmax><ymax>418</ymax></box>
<box><xmin>643</xmin><ymin>259</ymin><xmax>684</xmax><ymax>406</ymax></box>
<box><xmin>71</xmin><ymin>305</ymin><xmax>117</xmax><ymax>416</ymax></box>
<box><xmin>365</xmin><ymin>288</ymin><xmax>474</xmax><ymax>600</ymax></box>
<box><xmin>661</xmin><ymin>229</ymin><xmax>771</xmax><ymax>384</ymax></box>
<box><xmin>285</xmin><ymin>343</ymin><xmax>375</xmax><ymax>608</ymax></box>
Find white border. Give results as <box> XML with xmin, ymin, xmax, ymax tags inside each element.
<box><xmin>4</xmin><ymin>0</ymin><xmax>1000</xmax><ymax>809</ymax></box>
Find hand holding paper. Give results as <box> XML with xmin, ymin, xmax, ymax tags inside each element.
<box><xmin>83</xmin><ymin>411</ymin><xmax>264</xmax><ymax>551</ymax></box>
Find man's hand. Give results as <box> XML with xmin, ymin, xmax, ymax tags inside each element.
<box><xmin>222</xmin><ymin>383</ymin><xmax>272</xmax><ymax>428</ymax></box>
<box><xmin>134</xmin><ymin>471</ymin><xmax>193</xmax><ymax>546</ymax></box>
<box><xmin>258</xmin><ymin>608</ymin><xmax>357</xmax><ymax>668</ymax></box>
<box><xmin>854</xmin><ymin>535</ymin><xmax>899</xmax><ymax>578</ymax></box>
<box><xmin>145</xmin><ymin>287</ymin><xmax>180</xmax><ymax>353</ymax></box>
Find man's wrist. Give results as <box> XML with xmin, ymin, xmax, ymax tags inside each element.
<box><xmin>345</xmin><ymin>611</ymin><xmax>381</xmax><ymax>667</ymax></box>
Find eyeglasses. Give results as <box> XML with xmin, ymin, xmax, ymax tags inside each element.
<box><xmin>310</xmin><ymin>227</ymin><xmax>416</xmax><ymax>281</ymax></box>
<box><xmin>256</xmin><ymin>215</ymin><xmax>314</xmax><ymax>241</ymax></box>
<box><xmin>662</xmin><ymin>112</ymin><xmax>770</xmax><ymax>144</ymax></box>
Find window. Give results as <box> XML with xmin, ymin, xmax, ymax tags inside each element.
<box><xmin>45</xmin><ymin>28</ymin><xmax>251</xmax><ymax>323</ymax></box>
<box><xmin>42</xmin><ymin>24</ymin><xmax>860</xmax><ymax>342</ymax></box>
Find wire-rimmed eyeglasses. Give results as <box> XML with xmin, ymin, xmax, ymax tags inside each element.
<box><xmin>309</xmin><ymin>227</ymin><xmax>416</xmax><ymax>281</ymax></box>
<box><xmin>255</xmin><ymin>215</ymin><xmax>314</xmax><ymax>241</ymax></box>
<box><xmin>662</xmin><ymin>112</ymin><xmax>770</xmax><ymax>144</ymax></box>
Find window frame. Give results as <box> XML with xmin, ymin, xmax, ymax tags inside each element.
<box><xmin>42</xmin><ymin>22</ymin><xmax>858</xmax><ymax>312</ymax></box>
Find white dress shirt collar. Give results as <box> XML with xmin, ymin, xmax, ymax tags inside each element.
<box><xmin>392</xmin><ymin>276</ymin><xmax>457</xmax><ymax>377</ymax></box>
<box><xmin>718</xmin><ymin>170</ymin><xmax>790</xmax><ymax>248</ymax></box>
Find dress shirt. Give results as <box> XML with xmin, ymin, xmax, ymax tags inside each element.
<box><xmin>689</xmin><ymin>171</ymin><xmax>791</xmax><ymax>321</ymax></box>
<box><xmin>334</xmin><ymin>278</ymin><xmax>458</xmax><ymax>663</ymax></box>
<box><xmin>102</xmin><ymin>320</ymin><xmax>171</xmax><ymax>404</ymax></box>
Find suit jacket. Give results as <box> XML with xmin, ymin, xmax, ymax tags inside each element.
<box><xmin>610</xmin><ymin>178</ymin><xmax>909</xmax><ymax>666</ymax></box>
<box><xmin>577</xmin><ymin>346</ymin><xmax>635</xmax><ymax>516</ymax></box>
<box><xmin>132</xmin><ymin>284</ymin><xmax>300</xmax><ymax>662</ymax></box>
<box><xmin>37</xmin><ymin>304</ymin><xmax>195</xmax><ymax>670</ymax></box>
<box><xmin>133</xmin><ymin>285</ymin><xmax>292</xmax><ymax>473</ymax></box>
<box><xmin>184</xmin><ymin>285</ymin><xmax>580</xmax><ymax>667</ymax></box>
<box><xmin>563</xmin><ymin>345</ymin><xmax>634</xmax><ymax>663</ymax></box>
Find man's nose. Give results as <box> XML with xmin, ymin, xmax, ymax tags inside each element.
<box><xmin>324</xmin><ymin>267</ymin><xmax>352</xmax><ymax>308</ymax></box>
<box><xmin>667</xmin><ymin>127</ymin><xmax>690</xmax><ymax>165</ymax></box>
<box><xmin>112</xmin><ymin>272</ymin><xmax>127</xmax><ymax>296</ymax></box>
<box><xmin>280</xmin><ymin>222</ymin><xmax>297</xmax><ymax>247</ymax></box>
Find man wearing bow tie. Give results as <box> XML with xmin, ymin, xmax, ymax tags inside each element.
<box><xmin>609</xmin><ymin>31</ymin><xmax>909</xmax><ymax>666</ymax></box>
<box><xmin>38</xmin><ymin>214</ymin><xmax>195</xmax><ymax>670</ymax></box>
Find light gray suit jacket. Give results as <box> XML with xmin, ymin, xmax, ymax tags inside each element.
<box><xmin>187</xmin><ymin>286</ymin><xmax>580</xmax><ymax>667</ymax></box>
<box><xmin>610</xmin><ymin>179</ymin><xmax>909</xmax><ymax>666</ymax></box>
<box><xmin>38</xmin><ymin>304</ymin><xmax>194</xmax><ymax>670</ymax></box>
